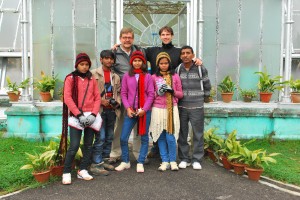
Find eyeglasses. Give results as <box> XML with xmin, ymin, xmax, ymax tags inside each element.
<box><xmin>121</xmin><ymin>36</ymin><xmax>133</xmax><ymax>40</ymax></box>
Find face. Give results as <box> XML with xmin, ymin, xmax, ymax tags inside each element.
<box><xmin>180</xmin><ymin>48</ymin><xmax>194</xmax><ymax>65</ymax></box>
<box><xmin>132</xmin><ymin>58</ymin><xmax>143</xmax><ymax>69</ymax></box>
<box><xmin>77</xmin><ymin>61</ymin><xmax>90</xmax><ymax>73</ymax></box>
<box><xmin>120</xmin><ymin>32</ymin><xmax>134</xmax><ymax>49</ymax></box>
<box><xmin>159</xmin><ymin>30</ymin><xmax>173</xmax><ymax>44</ymax></box>
<box><xmin>158</xmin><ymin>57</ymin><xmax>169</xmax><ymax>72</ymax></box>
<box><xmin>100</xmin><ymin>57</ymin><xmax>114</xmax><ymax>68</ymax></box>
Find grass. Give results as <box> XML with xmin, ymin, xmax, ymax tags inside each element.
<box><xmin>0</xmin><ymin>137</ymin><xmax>53</xmax><ymax>195</ymax></box>
<box><xmin>244</xmin><ymin>139</ymin><xmax>300</xmax><ymax>186</ymax></box>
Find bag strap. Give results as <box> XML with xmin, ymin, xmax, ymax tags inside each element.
<box><xmin>79</xmin><ymin>79</ymin><xmax>90</xmax><ymax>112</ymax></box>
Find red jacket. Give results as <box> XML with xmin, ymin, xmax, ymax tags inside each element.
<box><xmin>64</xmin><ymin>75</ymin><xmax>101</xmax><ymax>117</ymax></box>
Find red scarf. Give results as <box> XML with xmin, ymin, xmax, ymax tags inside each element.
<box><xmin>134</xmin><ymin>69</ymin><xmax>146</xmax><ymax>135</ymax></box>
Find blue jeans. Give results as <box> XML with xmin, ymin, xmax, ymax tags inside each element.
<box><xmin>92</xmin><ymin>109</ymin><xmax>116</xmax><ymax>164</ymax></box>
<box><xmin>120</xmin><ymin>111</ymin><xmax>151</xmax><ymax>164</ymax></box>
<box><xmin>63</xmin><ymin>127</ymin><xmax>95</xmax><ymax>173</ymax></box>
<box><xmin>157</xmin><ymin>130</ymin><xmax>177</xmax><ymax>162</ymax></box>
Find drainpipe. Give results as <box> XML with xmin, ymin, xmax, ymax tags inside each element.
<box><xmin>197</xmin><ymin>0</ymin><xmax>204</xmax><ymax>58</ymax></box>
<box><xmin>282</xmin><ymin>0</ymin><xmax>294</xmax><ymax>103</ymax></box>
<box><xmin>21</xmin><ymin>0</ymin><xmax>30</xmax><ymax>101</ymax></box>
<box><xmin>110</xmin><ymin>0</ymin><xmax>116</xmax><ymax>47</ymax></box>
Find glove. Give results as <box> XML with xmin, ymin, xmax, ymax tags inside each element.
<box><xmin>157</xmin><ymin>84</ymin><xmax>167</xmax><ymax>96</ymax></box>
<box><xmin>164</xmin><ymin>85</ymin><xmax>174</xmax><ymax>94</ymax></box>
<box><xmin>78</xmin><ymin>114</ymin><xmax>87</xmax><ymax>127</ymax></box>
<box><xmin>85</xmin><ymin>114</ymin><xmax>96</xmax><ymax>126</ymax></box>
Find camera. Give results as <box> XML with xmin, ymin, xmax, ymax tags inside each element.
<box><xmin>109</xmin><ymin>98</ymin><xmax>119</xmax><ymax>108</ymax></box>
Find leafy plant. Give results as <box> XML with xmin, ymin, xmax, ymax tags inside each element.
<box><xmin>210</xmin><ymin>87</ymin><xmax>217</xmax><ymax>98</ymax></box>
<box><xmin>255</xmin><ymin>69</ymin><xmax>284</xmax><ymax>92</ymax></box>
<box><xmin>289</xmin><ymin>78</ymin><xmax>300</xmax><ymax>93</ymax></box>
<box><xmin>41</xmin><ymin>140</ymin><xmax>62</xmax><ymax>166</ymax></box>
<box><xmin>34</xmin><ymin>71</ymin><xmax>59</xmax><ymax>97</ymax></box>
<box><xmin>218</xmin><ymin>130</ymin><xmax>237</xmax><ymax>157</ymax></box>
<box><xmin>204</xmin><ymin>128</ymin><xmax>224</xmax><ymax>152</ymax></box>
<box><xmin>20</xmin><ymin>150</ymin><xmax>55</xmax><ymax>173</ymax></box>
<box><xmin>239</xmin><ymin>147</ymin><xmax>279</xmax><ymax>169</ymax></box>
<box><xmin>6</xmin><ymin>77</ymin><xmax>30</xmax><ymax>94</ymax></box>
<box><xmin>218</xmin><ymin>75</ymin><xmax>235</xmax><ymax>93</ymax></box>
<box><xmin>239</xmin><ymin>88</ymin><xmax>257</xmax><ymax>98</ymax></box>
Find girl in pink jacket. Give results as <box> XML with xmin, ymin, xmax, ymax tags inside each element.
<box><xmin>149</xmin><ymin>52</ymin><xmax>183</xmax><ymax>171</ymax></box>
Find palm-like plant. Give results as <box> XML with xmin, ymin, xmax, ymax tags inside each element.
<box><xmin>20</xmin><ymin>150</ymin><xmax>55</xmax><ymax>173</ymax></box>
<box><xmin>289</xmin><ymin>78</ymin><xmax>300</xmax><ymax>93</ymax></box>
<box><xmin>255</xmin><ymin>69</ymin><xmax>284</xmax><ymax>92</ymax></box>
<box><xmin>243</xmin><ymin>147</ymin><xmax>280</xmax><ymax>169</ymax></box>
<box><xmin>218</xmin><ymin>76</ymin><xmax>235</xmax><ymax>93</ymax></box>
<box><xmin>6</xmin><ymin>76</ymin><xmax>30</xmax><ymax>94</ymax></box>
<box><xmin>34</xmin><ymin>71</ymin><xmax>59</xmax><ymax>97</ymax></box>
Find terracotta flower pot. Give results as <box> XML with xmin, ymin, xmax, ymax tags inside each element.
<box><xmin>245</xmin><ymin>167</ymin><xmax>264</xmax><ymax>181</ymax></box>
<box><xmin>51</xmin><ymin>165</ymin><xmax>64</xmax><ymax>177</ymax></box>
<box><xmin>231</xmin><ymin>162</ymin><xmax>246</xmax><ymax>175</ymax></box>
<box><xmin>259</xmin><ymin>92</ymin><xmax>272</xmax><ymax>103</ymax></box>
<box><xmin>290</xmin><ymin>92</ymin><xmax>300</xmax><ymax>103</ymax></box>
<box><xmin>220</xmin><ymin>155</ymin><xmax>232</xmax><ymax>170</ymax></box>
<box><xmin>221</xmin><ymin>93</ymin><xmax>234</xmax><ymax>103</ymax></box>
<box><xmin>32</xmin><ymin>170</ymin><xmax>51</xmax><ymax>183</ymax></box>
<box><xmin>40</xmin><ymin>92</ymin><xmax>52</xmax><ymax>102</ymax></box>
<box><xmin>206</xmin><ymin>149</ymin><xmax>218</xmax><ymax>162</ymax></box>
<box><xmin>7</xmin><ymin>91</ymin><xmax>20</xmax><ymax>102</ymax></box>
<box><xmin>243</xmin><ymin>96</ymin><xmax>252</xmax><ymax>102</ymax></box>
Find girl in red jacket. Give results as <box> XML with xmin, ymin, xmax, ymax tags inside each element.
<box><xmin>62</xmin><ymin>53</ymin><xmax>101</xmax><ymax>185</ymax></box>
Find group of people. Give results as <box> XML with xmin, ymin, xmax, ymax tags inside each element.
<box><xmin>61</xmin><ymin>26</ymin><xmax>211</xmax><ymax>185</ymax></box>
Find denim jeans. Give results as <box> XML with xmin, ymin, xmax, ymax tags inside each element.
<box><xmin>120</xmin><ymin>111</ymin><xmax>151</xmax><ymax>164</ymax></box>
<box><xmin>92</xmin><ymin>109</ymin><xmax>116</xmax><ymax>164</ymax></box>
<box><xmin>157</xmin><ymin>130</ymin><xmax>177</xmax><ymax>162</ymax></box>
<box><xmin>63</xmin><ymin>126</ymin><xmax>95</xmax><ymax>173</ymax></box>
<box><xmin>178</xmin><ymin>107</ymin><xmax>204</xmax><ymax>163</ymax></box>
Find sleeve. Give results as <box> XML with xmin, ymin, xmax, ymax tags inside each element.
<box><xmin>173</xmin><ymin>74</ymin><xmax>183</xmax><ymax>99</ymax></box>
<box><xmin>201</xmin><ymin>65</ymin><xmax>211</xmax><ymax>97</ymax></box>
<box><xmin>63</xmin><ymin>76</ymin><xmax>81</xmax><ymax>117</ymax></box>
<box><xmin>121</xmin><ymin>74</ymin><xmax>130</xmax><ymax>109</ymax></box>
<box><xmin>115</xmin><ymin>75</ymin><xmax>122</xmax><ymax>106</ymax></box>
<box><xmin>91</xmin><ymin>78</ymin><xmax>101</xmax><ymax>115</ymax></box>
<box><xmin>143</xmin><ymin>74</ymin><xmax>155</xmax><ymax>112</ymax></box>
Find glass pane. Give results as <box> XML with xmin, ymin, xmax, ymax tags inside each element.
<box><xmin>74</xmin><ymin>0</ymin><xmax>94</xmax><ymax>26</ymax></box>
<box><xmin>0</xmin><ymin>13</ymin><xmax>20</xmax><ymax>50</ymax></box>
<box><xmin>123</xmin><ymin>0</ymin><xmax>187</xmax><ymax>48</ymax></box>
<box><xmin>2</xmin><ymin>0</ymin><xmax>20</xmax><ymax>8</ymax></box>
<box><xmin>4</xmin><ymin>57</ymin><xmax>23</xmax><ymax>87</ymax></box>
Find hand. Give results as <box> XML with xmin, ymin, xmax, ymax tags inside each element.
<box><xmin>111</xmin><ymin>43</ymin><xmax>120</xmax><ymax>50</ymax></box>
<box><xmin>157</xmin><ymin>84</ymin><xmax>167</xmax><ymax>96</ymax></box>
<box><xmin>78</xmin><ymin>114</ymin><xmax>87</xmax><ymax>127</ymax></box>
<box><xmin>101</xmin><ymin>99</ymin><xmax>110</xmax><ymax>107</ymax></box>
<box><xmin>194</xmin><ymin>58</ymin><xmax>203</xmax><ymax>65</ymax></box>
<box><xmin>127</xmin><ymin>108</ymin><xmax>136</xmax><ymax>118</ymax></box>
<box><xmin>164</xmin><ymin>85</ymin><xmax>174</xmax><ymax>94</ymax></box>
<box><xmin>85</xmin><ymin>114</ymin><xmax>96</xmax><ymax>126</ymax></box>
<box><xmin>137</xmin><ymin>108</ymin><xmax>145</xmax><ymax>117</ymax></box>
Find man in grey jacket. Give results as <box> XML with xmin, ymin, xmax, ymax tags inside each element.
<box><xmin>176</xmin><ymin>45</ymin><xmax>211</xmax><ymax>170</ymax></box>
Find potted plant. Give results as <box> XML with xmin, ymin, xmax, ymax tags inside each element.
<box><xmin>57</xmin><ymin>87</ymin><xmax>64</xmax><ymax>102</ymax></box>
<box><xmin>243</xmin><ymin>147</ymin><xmax>279</xmax><ymax>181</ymax></box>
<box><xmin>218</xmin><ymin>130</ymin><xmax>237</xmax><ymax>170</ymax></box>
<box><xmin>218</xmin><ymin>75</ymin><xmax>235</xmax><ymax>103</ymax></box>
<box><xmin>255</xmin><ymin>69</ymin><xmax>284</xmax><ymax>103</ymax></box>
<box><xmin>204</xmin><ymin>128</ymin><xmax>223</xmax><ymax>162</ymax></box>
<box><xmin>209</xmin><ymin>87</ymin><xmax>217</xmax><ymax>102</ymax></box>
<box><xmin>34</xmin><ymin>71</ymin><xmax>59</xmax><ymax>102</ymax></box>
<box><xmin>289</xmin><ymin>78</ymin><xmax>300</xmax><ymax>103</ymax></box>
<box><xmin>239</xmin><ymin>88</ymin><xmax>257</xmax><ymax>102</ymax></box>
<box><xmin>20</xmin><ymin>150</ymin><xmax>55</xmax><ymax>183</ymax></box>
<box><xmin>6</xmin><ymin>76</ymin><xmax>30</xmax><ymax>102</ymax></box>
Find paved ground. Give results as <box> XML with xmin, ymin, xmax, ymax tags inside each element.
<box><xmin>1</xmin><ymin>154</ymin><xmax>300</xmax><ymax>200</ymax></box>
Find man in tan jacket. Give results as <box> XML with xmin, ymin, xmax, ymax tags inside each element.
<box><xmin>90</xmin><ymin>50</ymin><xmax>121</xmax><ymax>175</ymax></box>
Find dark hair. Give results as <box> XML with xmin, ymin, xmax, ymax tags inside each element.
<box><xmin>100</xmin><ymin>50</ymin><xmax>115</xmax><ymax>59</ymax></box>
<box><xmin>180</xmin><ymin>45</ymin><xmax>194</xmax><ymax>54</ymax></box>
<box><xmin>155</xmin><ymin>57</ymin><xmax>174</xmax><ymax>76</ymax></box>
<box><xmin>159</xmin><ymin>26</ymin><xmax>174</xmax><ymax>36</ymax></box>
<box><xmin>128</xmin><ymin>62</ymin><xmax>148</xmax><ymax>76</ymax></box>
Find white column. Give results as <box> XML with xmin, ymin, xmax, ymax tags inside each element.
<box><xmin>116</xmin><ymin>0</ymin><xmax>123</xmax><ymax>43</ymax></box>
<box><xmin>110</xmin><ymin>0</ymin><xmax>116</xmax><ymax>47</ymax></box>
<box><xmin>282</xmin><ymin>0</ymin><xmax>294</xmax><ymax>102</ymax></box>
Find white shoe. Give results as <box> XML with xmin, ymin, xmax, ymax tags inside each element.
<box><xmin>170</xmin><ymin>162</ymin><xmax>179</xmax><ymax>171</ymax></box>
<box><xmin>136</xmin><ymin>163</ymin><xmax>144</xmax><ymax>173</ymax></box>
<box><xmin>192</xmin><ymin>162</ymin><xmax>202</xmax><ymax>170</ymax></box>
<box><xmin>77</xmin><ymin>169</ymin><xmax>93</xmax><ymax>180</ymax></box>
<box><xmin>178</xmin><ymin>161</ymin><xmax>191</xmax><ymax>169</ymax></box>
<box><xmin>62</xmin><ymin>173</ymin><xmax>71</xmax><ymax>185</ymax></box>
<box><xmin>158</xmin><ymin>162</ymin><xmax>170</xmax><ymax>171</ymax></box>
<box><xmin>115</xmin><ymin>162</ymin><xmax>131</xmax><ymax>171</ymax></box>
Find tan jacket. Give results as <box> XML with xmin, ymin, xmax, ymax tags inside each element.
<box><xmin>91</xmin><ymin>67</ymin><xmax>121</xmax><ymax>118</ymax></box>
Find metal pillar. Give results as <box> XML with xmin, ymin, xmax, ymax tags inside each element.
<box><xmin>110</xmin><ymin>0</ymin><xmax>116</xmax><ymax>47</ymax></box>
<box><xmin>21</xmin><ymin>0</ymin><xmax>30</xmax><ymax>101</ymax></box>
<box><xmin>282</xmin><ymin>0</ymin><xmax>294</xmax><ymax>102</ymax></box>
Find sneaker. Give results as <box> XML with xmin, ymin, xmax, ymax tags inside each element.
<box><xmin>62</xmin><ymin>173</ymin><xmax>71</xmax><ymax>185</ymax></box>
<box><xmin>103</xmin><ymin>162</ymin><xmax>115</xmax><ymax>171</ymax></box>
<box><xmin>178</xmin><ymin>161</ymin><xmax>191</xmax><ymax>169</ymax></box>
<box><xmin>136</xmin><ymin>163</ymin><xmax>144</xmax><ymax>173</ymax></box>
<box><xmin>192</xmin><ymin>162</ymin><xmax>202</xmax><ymax>170</ymax></box>
<box><xmin>77</xmin><ymin>169</ymin><xmax>93</xmax><ymax>180</ymax></box>
<box><xmin>170</xmin><ymin>162</ymin><xmax>179</xmax><ymax>171</ymax></box>
<box><xmin>158</xmin><ymin>162</ymin><xmax>170</xmax><ymax>171</ymax></box>
<box><xmin>115</xmin><ymin>162</ymin><xmax>130</xmax><ymax>171</ymax></box>
<box><xmin>90</xmin><ymin>163</ymin><xmax>109</xmax><ymax>176</ymax></box>
<box><xmin>107</xmin><ymin>156</ymin><xmax>121</xmax><ymax>164</ymax></box>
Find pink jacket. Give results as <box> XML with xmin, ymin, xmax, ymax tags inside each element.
<box><xmin>64</xmin><ymin>75</ymin><xmax>101</xmax><ymax>117</ymax></box>
<box><xmin>152</xmin><ymin>74</ymin><xmax>183</xmax><ymax>108</ymax></box>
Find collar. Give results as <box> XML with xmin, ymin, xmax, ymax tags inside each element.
<box><xmin>162</xmin><ymin>42</ymin><xmax>174</xmax><ymax>49</ymax></box>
